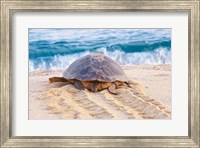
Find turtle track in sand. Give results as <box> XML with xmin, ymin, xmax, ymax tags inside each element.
<box><xmin>39</xmin><ymin>81</ymin><xmax>171</xmax><ymax>119</ymax></box>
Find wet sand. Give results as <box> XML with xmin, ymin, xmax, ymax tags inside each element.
<box><xmin>29</xmin><ymin>64</ymin><xmax>171</xmax><ymax>120</ymax></box>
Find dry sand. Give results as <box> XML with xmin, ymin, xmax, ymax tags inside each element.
<box><xmin>29</xmin><ymin>64</ymin><xmax>171</xmax><ymax>120</ymax></box>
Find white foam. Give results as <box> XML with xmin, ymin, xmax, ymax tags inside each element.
<box><xmin>29</xmin><ymin>47</ymin><xmax>171</xmax><ymax>71</ymax></box>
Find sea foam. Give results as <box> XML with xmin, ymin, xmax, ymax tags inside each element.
<box><xmin>29</xmin><ymin>29</ymin><xmax>171</xmax><ymax>71</ymax></box>
<box><xmin>29</xmin><ymin>47</ymin><xmax>171</xmax><ymax>71</ymax></box>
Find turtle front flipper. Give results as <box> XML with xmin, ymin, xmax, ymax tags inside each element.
<box><xmin>49</xmin><ymin>77</ymin><xmax>68</xmax><ymax>83</ymax></box>
<box><xmin>107</xmin><ymin>84</ymin><xmax>117</xmax><ymax>95</ymax></box>
<box><xmin>74</xmin><ymin>80</ymin><xmax>85</xmax><ymax>90</ymax></box>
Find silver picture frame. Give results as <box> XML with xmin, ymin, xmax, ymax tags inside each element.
<box><xmin>0</xmin><ymin>0</ymin><xmax>199</xmax><ymax>147</ymax></box>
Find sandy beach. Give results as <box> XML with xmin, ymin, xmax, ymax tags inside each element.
<box><xmin>29</xmin><ymin>64</ymin><xmax>171</xmax><ymax>120</ymax></box>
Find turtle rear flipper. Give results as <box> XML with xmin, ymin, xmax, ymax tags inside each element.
<box><xmin>125</xmin><ymin>81</ymin><xmax>132</xmax><ymax>88</ymax></box>
<box><xmin>74</xmin><ymin>80</ymin><xmax>85</xmax><ymax>90</ymax></box>
<box><xmin>49</xmin><ymin>77</ymin><xmax>68</xmax><ymax>83</ymax></box>
<box><xmin>107</xmin><ymin>84</ymin><xmax>117</xmax><ymax>95</ymax></box>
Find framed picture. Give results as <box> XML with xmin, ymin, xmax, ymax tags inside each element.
<box><xmin>0</xmin><ymin>0</ymin><xmax>199</xmax><ymax>147</ymax></box>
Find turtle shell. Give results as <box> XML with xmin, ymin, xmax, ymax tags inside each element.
<box><xmin>63</xmin><ymin>53</ymin><xmax>129</xmax><ymax>82</ymax></box>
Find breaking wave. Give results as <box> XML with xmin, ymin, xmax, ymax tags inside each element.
<box><xmin>29</xmin><ymin>29</ymin><xmax>171</xmax><ymax>71</ymax></box>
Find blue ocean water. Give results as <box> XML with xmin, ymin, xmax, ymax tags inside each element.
<box><xmin>29</xmin><ymin>29</ymin><xmax>171</xmax><ymax>71</ymax></box>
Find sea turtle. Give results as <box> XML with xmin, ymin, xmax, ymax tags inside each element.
<box><xmin>49</xmin><ymin>53</ymin><xmax>130</xmax><ymax>94</ymax></box>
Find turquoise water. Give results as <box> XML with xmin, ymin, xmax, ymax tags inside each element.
<box><xmin>29</xmin><ymin>29</ymin><xmax>171</xmax><ymax>71</ymax></box>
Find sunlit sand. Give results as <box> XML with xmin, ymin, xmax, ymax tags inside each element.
<box><xmin>29</xmin><ymin>64</ymin><xmax>171</xmax><ymax>120</ymax></box>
